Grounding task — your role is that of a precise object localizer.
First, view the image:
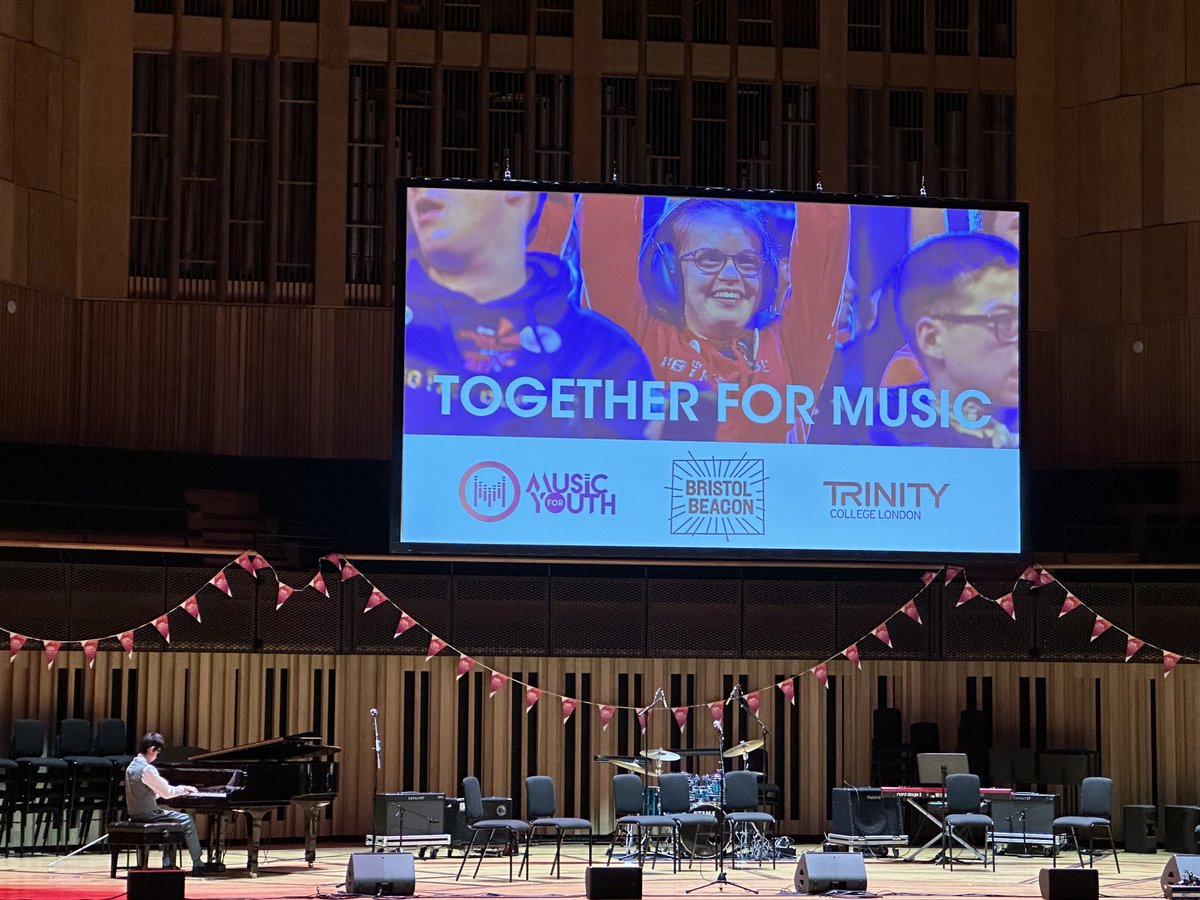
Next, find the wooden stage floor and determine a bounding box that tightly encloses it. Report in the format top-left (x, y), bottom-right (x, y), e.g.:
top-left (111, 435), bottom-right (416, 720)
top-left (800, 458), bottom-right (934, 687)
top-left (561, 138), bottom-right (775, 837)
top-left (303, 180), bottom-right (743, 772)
top-left (0, 841), bottom-right (1172, 900)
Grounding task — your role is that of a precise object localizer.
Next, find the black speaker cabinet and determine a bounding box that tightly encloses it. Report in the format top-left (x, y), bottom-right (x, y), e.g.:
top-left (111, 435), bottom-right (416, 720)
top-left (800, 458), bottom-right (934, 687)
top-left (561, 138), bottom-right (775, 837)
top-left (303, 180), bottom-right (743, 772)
top-left (795, 852), bottom-right (868, 893)
top-left (373, 792), bottom-right (446, 836)
top-left (1125, 805), bottom-right (1159, 853)
top-left (831, 788), bottom-right (904, 837)
top-left (1161, 854), bottom-right (1200, 897)
top-left (586, 865), bottom-right (643, 899)
top-left (483, 796), bottom-right (513, 818)
top-left (1039, 867), bottom-right (1099, 900)
top-left (346, 852), bottom-right (416, 896)
top-left (1164, 807), bottom-right (1200, 853)
top-left (127, 868), bottom-right (185, 900)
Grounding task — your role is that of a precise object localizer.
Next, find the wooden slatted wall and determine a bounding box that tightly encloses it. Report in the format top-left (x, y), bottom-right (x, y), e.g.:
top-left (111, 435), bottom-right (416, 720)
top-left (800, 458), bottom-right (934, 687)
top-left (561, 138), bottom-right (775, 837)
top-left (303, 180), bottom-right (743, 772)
top-left (2, 650), bottom-right (1196, 841)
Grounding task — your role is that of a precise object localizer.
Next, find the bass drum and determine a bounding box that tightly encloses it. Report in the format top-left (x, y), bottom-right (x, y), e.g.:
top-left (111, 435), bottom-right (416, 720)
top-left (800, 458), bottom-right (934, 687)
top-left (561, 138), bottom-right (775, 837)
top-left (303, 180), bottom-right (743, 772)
top-left (678, 803), bottom-right (725, 859)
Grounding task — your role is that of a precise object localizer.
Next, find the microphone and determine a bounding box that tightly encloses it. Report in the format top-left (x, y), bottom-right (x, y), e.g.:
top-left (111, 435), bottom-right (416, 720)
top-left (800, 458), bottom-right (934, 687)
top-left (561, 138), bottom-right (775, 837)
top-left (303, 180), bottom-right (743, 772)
top-left (726, 683), bottom-right (741, 704)
top-left (370, 708), bottom-right (378, 717)
top-left (659, 688), bottom-right (670, 710)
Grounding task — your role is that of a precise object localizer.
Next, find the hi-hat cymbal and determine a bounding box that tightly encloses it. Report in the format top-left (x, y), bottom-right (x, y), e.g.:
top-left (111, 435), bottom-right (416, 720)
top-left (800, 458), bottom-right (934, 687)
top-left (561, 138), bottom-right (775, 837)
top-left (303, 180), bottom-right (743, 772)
top-left (643, 748), bottom-right (682, 762)
top-left (723, 739), bottom-right (765, 758)
top-left (609, 758), bottom-right (647, 775)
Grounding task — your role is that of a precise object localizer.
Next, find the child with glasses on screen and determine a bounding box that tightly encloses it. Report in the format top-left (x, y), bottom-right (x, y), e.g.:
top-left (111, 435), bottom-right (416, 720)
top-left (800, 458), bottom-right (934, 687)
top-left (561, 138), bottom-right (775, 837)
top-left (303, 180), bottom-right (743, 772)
top-left (872, 231), bottom-right (1020, 448)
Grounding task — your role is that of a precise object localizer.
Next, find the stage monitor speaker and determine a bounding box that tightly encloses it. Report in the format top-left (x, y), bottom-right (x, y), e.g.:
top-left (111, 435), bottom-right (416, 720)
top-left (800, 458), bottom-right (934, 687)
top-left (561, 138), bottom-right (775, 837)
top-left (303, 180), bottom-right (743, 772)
top-left (1161, 854), bottom-right (1200, 898)
top-left (795, 852), bottom-right (868, 893)
top-left (831, 788), bottom-right (903, 837)
top-left (1038, 867), bottom-right (1098, 900)
top-left (373, 792), bottom-right (446, 836)
top-left (346, 852), bottom-right (416, 896)
top-left (586, 865), bottom-right (643, 899)
top-left (127, 868), bottom-right (185, 900)
top-left (1124, 805), bottom-right (1158, 853)
top-left (1164, 807), bottom-right (1200, 853)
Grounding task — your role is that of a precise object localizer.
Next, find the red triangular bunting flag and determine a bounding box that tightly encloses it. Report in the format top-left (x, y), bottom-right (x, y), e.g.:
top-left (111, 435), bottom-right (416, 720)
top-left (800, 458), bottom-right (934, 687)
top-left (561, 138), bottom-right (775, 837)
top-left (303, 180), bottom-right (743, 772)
top-left (777, 678), bottom-right (795, 705)
top-left (957, 583), bottom-right (979, 606)
top-left (525, 686), bottom-right (542, 712)
top-left (709, 701), bottom-right (724, 723)
top-left (209, 570), bottom-right (232, 596)
top-left (340, 563), bottom-right (361, 582)
top-left (44, 640), bottom-right (62, 668)
top-left (153, 614), bottom-right (170, 643)
top-left (944, 566), bottom-right (963, 583)
top-left (1059, 593), bottom-right (1081, 617)
top-left (995, 593), bottom-right (1016, 619)
top-left (182, 594), bottom-right (201, 622)
top-left (488, 672), bottom-right (508, 698)
top-left (276, 583), bottom-right (295, 610)
top-left (1035, 570), bottom-right (1056, 588)
top-left (744, 690), bottom-right (761, 714)
top-left (920, 570), bottom-right (937, 586)
top-left (322, 553), bottom-right (344, 569)
top-left (1090, 616), bottom-right (1112, 641)
top-left (82, 639), bottom-right (98, 669)
top-left (873, 622), bottom-right (893, 648)
top-left (1164, 652), bottom-right (1182, 676)
top-left (1125, 636), bottom-right (1145, 662)
top-left (250, 554), bottom-right (271, 574)
top-left (673, 706), bottom-right (689, 731)
top-left (843, 644), bottom-right (862, 669)
top-left (364, 587), bottom-right (389, 612)
top-left (457, 655), bottom-right (475, 679)
top-left (235, 552), bottom-right (256, 575)
top-left (118, 630), bottom-right (134, 658)
top-left (813, 662), bottom-right (829, 689)
top-left (637, 708), bottom-right (648, 733)
top-left (1021, 566), bottom-right (1039, 582)
top-left (599, 705), bottom-right (616, 731)
top-left (562, 697), bottom-right (577, 724)
top-left (9, 633), bottom-right (27, 662)
top-left (425, 635), bottom-right (447, 660)
top-left (394, 612), bottom-right (416, 638)
top-left (901, 600), bottom-right (923, 624)
top-left (308, 572), bottom-right (329, 597)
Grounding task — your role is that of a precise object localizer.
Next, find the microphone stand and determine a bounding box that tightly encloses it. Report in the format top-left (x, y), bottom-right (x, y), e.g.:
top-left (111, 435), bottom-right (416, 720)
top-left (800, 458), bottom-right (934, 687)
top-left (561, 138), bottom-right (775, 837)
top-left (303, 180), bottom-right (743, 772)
top-left (370, 709), bottom-right (382, 852)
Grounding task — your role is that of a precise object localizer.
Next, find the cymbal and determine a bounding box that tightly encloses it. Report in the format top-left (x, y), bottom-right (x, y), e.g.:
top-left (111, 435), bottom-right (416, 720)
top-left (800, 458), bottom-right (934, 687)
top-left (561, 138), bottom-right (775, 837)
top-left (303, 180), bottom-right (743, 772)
top-left (723, 739), bottom-right (765, 758)
top-left (643, 748), bottom-right (682, 762)
top-left (608, 758), bottom-right (647, 775)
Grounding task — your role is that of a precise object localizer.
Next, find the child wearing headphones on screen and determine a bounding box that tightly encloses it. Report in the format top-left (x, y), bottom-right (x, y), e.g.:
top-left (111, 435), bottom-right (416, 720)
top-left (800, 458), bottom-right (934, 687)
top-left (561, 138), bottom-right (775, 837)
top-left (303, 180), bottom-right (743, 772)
top-left (577, 195), bottom-right (849, 443)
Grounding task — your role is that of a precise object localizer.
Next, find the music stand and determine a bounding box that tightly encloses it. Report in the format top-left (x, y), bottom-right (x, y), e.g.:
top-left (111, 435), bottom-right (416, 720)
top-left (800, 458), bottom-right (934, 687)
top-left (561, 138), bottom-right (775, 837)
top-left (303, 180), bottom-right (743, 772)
top-left (916, 753), bottom-right (969, 786)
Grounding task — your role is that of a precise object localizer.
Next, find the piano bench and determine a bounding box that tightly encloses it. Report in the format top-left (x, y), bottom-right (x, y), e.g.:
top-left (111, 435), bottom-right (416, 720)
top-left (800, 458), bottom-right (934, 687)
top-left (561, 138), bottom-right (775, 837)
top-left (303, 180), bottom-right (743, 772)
top-left (107, 821), bottom-right (187, 878)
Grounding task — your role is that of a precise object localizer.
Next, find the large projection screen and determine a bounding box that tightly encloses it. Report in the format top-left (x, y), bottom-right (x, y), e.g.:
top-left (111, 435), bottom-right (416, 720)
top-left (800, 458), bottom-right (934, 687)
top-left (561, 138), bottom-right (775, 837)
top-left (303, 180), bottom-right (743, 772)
top-left (393, 181), bottom-right (1026, 560)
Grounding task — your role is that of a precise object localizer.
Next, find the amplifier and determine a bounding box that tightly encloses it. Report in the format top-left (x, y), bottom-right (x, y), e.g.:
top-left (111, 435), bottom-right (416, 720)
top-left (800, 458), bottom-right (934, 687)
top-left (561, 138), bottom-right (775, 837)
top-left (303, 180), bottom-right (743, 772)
top-left (831, 788), bottom-right (904, 839)
top-left (990, 793), bottom-right (1056, 841)
top-left (373, 792), bottom-right (446, 836)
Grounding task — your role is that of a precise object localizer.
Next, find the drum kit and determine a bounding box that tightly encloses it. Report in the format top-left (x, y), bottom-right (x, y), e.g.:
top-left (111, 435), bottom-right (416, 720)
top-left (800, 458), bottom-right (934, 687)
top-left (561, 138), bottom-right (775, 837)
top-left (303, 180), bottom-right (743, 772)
top-left (601, 738), bottom-right (769, 860)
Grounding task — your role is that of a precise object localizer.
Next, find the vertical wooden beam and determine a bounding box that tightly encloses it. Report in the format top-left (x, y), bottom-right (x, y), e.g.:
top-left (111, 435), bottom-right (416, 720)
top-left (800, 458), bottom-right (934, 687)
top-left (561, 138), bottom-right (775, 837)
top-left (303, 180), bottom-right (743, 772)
top-left (217, 1), bottom-right (232, 302)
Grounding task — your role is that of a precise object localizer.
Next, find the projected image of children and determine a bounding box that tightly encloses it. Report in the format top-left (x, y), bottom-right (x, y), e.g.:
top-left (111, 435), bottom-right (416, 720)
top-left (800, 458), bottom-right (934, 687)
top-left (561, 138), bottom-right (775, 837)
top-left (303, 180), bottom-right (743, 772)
top-left (402, 187), bottom-right (654, 439)
top-left (577, 195), bottom-right (850, 443)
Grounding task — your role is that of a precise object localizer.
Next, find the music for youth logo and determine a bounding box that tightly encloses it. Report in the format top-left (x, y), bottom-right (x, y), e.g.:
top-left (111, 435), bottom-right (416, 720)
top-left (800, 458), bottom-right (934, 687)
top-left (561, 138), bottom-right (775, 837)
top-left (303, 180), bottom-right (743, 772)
top-left (459, 462), bottom-right (617, 522)
top-left (668, 455), bottom-right (766, 538)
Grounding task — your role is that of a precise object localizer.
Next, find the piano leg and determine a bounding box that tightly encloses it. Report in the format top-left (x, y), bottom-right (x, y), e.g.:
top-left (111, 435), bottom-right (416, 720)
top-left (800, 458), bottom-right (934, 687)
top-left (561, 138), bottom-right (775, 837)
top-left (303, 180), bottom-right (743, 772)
top-left (297, 800), bottom-right (327, 867)
top-left (241, 811), bottom-right (266, 877)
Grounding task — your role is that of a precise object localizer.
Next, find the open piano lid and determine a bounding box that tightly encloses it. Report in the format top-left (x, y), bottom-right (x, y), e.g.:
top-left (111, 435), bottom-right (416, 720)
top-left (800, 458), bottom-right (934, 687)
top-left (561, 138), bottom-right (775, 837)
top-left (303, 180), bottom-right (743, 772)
top-left (189, 731), bottom-right (341, 762)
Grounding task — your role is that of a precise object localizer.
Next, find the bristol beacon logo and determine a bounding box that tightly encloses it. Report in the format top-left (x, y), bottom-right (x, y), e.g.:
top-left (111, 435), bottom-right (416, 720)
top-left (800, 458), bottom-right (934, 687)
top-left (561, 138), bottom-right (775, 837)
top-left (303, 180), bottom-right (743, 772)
top-left (823, 480), bottom-right (949, 521)
top-left (668, 455), bottom-right (766, 538)
top-left (459, 462), bottom-right (617, 522)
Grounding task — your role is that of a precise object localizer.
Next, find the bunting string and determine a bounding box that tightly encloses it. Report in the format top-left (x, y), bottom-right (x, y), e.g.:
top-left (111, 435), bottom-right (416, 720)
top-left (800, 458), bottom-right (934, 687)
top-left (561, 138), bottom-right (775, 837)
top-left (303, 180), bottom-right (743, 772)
top-left (1, 555), bottom-right (1192, 693)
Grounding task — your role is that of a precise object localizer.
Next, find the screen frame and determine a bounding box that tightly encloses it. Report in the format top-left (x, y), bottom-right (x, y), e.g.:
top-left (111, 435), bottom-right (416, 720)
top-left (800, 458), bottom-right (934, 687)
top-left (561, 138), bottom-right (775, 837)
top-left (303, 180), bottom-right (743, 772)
top-left (391, 177), bottom-right (1029, 564)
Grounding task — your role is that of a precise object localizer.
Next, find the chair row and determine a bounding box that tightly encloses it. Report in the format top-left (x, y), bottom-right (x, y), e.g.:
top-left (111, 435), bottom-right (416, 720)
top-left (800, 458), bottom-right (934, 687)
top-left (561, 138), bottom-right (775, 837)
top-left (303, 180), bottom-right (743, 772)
top-left (1, 718), bottom-right (133, 853)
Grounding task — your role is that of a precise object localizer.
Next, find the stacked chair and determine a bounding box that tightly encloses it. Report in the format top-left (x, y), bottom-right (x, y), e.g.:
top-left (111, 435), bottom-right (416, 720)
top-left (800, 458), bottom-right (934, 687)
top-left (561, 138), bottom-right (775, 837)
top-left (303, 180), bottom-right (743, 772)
top-left (10, 720), bottom-right (69, 853)
top-left (526, 775), bottom-right (593, 878)
top-left (607, 773), bottom-right (678, 871)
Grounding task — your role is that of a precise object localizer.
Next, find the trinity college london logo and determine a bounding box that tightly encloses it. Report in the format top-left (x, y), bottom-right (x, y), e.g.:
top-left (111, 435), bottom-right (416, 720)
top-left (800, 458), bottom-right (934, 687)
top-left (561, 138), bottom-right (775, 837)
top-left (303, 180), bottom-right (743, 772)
top-left (459, 461), bottom-right (521, 522)
top-left (668, 456), bottom-right (766, 538)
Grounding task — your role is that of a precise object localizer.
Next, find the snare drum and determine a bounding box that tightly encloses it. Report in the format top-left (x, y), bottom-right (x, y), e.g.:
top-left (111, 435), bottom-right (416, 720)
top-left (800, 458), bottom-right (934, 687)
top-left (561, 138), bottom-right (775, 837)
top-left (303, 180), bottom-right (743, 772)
top-left (641, 785), bottom-right (661, 816)
top-left (678, 802), bottom-right (725, 859)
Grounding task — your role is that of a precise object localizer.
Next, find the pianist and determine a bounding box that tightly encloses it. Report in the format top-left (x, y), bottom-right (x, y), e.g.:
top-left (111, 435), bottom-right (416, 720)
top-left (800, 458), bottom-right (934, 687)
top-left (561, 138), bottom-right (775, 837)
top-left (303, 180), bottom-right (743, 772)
top-left (125, 732), bottom-right (219, 876)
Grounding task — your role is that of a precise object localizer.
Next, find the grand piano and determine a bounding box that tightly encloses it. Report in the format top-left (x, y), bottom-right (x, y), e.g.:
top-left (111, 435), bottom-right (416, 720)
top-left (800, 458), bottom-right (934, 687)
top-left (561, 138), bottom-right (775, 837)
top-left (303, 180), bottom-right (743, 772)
top-left (160, 732), bottom-right (339, 876)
